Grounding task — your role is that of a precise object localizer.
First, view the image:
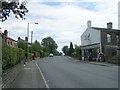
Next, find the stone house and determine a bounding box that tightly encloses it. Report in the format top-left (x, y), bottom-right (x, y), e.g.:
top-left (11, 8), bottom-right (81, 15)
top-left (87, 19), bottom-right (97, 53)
top-left (81, 21), bottom-right (120, 62)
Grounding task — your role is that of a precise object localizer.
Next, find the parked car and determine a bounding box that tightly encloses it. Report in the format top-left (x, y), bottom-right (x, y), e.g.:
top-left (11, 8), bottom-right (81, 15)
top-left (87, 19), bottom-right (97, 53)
top-left (49, 53), bottom-right (53, 57)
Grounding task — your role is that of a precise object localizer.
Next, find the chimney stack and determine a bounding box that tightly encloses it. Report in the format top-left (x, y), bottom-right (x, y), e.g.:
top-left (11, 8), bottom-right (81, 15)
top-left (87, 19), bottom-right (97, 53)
top-left (87, 20), bottom-right (92, 28)
top-left (107, 22), bottom-right (112, 29)
top-left (4, 30), bottom-right (8, 36)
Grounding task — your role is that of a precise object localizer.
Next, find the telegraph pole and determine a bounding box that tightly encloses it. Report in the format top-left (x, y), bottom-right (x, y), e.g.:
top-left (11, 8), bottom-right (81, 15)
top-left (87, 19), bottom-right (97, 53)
top-left (31, 31), bottom-right (33, 44)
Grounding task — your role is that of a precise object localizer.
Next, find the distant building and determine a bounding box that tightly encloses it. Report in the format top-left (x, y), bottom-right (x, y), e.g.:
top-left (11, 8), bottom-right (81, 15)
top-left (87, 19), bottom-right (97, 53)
top-left (81, 21), bottom-right (120, 61)
top-left (2, 30), bottom-right (17, 48)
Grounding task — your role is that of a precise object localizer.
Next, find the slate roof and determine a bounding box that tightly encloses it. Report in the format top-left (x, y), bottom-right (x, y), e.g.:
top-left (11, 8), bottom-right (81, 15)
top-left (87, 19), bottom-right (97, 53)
top-left (91, 27), bottom-right (120, 33)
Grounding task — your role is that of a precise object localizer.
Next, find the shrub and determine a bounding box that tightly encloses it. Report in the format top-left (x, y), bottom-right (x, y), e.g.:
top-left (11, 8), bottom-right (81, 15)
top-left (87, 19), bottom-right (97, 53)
top-left (2, 41), bottom-right (25, 70)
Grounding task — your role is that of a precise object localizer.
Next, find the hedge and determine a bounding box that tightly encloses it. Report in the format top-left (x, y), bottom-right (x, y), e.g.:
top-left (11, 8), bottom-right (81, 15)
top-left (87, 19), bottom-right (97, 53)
top-left (2, 41), bottom-right (41, 70)
top-left (2, 41), bottom-right (25, 70)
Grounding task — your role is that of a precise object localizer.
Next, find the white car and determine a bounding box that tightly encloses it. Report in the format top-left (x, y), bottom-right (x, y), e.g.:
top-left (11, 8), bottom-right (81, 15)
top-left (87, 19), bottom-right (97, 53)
top-left (49, 53), bottom-right (53, 57)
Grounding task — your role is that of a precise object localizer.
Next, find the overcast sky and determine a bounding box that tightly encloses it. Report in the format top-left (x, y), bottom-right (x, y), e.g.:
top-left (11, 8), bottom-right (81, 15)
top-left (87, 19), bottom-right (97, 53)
top-left (1, 0), bottom-right (119, 51)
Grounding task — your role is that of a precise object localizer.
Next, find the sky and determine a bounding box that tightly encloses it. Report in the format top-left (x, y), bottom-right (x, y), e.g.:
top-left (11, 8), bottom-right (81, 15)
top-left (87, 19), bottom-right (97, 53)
top-left (0, 0), bottom-right (119, 52)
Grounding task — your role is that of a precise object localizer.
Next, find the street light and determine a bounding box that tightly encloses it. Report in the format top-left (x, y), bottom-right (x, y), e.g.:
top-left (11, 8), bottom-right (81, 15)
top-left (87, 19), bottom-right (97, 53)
top-left (26, 22), bottom-right (38, 61)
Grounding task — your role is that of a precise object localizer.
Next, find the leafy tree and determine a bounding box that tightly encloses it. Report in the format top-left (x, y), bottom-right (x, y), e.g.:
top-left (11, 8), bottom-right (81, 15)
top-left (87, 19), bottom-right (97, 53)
top-left (62, 45), bottom-right (69, 55)
top-left (17, 39), bottom-right (27, 51)
top-left (41, 37), bottom-right (58, 54)
top-left (31, 40), bottom-right (41, 53)
top-left (73, 44), bottom-right (82, 59)
top-left (69, 42), bottom-right (74, 56)
top-left (0, 0), bottom-right (28, 22)
top-left (53, 50), bottom-right (61, 56)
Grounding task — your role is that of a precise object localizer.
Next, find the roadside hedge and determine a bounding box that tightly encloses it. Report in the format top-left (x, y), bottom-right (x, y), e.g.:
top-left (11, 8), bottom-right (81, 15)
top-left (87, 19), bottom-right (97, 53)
top-left (2, 40), bottom-right (41, 70)
top-left (2, 41), bottom-right (25, 70)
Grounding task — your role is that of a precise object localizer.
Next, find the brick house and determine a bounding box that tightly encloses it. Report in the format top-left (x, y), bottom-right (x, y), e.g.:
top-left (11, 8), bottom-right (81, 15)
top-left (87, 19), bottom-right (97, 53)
top-left (81, 21), bottom-right (120, 62)
top-left (2, 30), bottom-right (17, 48)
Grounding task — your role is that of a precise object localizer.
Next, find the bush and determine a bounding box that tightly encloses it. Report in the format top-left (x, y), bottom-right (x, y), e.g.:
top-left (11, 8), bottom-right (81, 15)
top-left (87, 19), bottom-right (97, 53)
top-left (17, 48), bottom-right (25, 63)
top-left (2, 41), bottom-right (25, 70)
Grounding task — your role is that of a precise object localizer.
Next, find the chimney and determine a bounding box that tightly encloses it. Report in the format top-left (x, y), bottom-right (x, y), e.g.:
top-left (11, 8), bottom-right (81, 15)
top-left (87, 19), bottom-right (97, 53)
top-left (25, 37), bottom-right (28, 42)
top-left (18, 37), bottom-right (21, 40)
top-left (4, 30), bottom-right (8, 36)
top-left (87, 20), bottom-right (92, 28)
top-left (107, 22), bottom-right (112, 29)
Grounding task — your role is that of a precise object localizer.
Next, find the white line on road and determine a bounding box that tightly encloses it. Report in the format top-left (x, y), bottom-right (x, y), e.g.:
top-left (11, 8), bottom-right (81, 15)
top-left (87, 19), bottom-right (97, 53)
top-left (35, 62), bottom-right (49, 88)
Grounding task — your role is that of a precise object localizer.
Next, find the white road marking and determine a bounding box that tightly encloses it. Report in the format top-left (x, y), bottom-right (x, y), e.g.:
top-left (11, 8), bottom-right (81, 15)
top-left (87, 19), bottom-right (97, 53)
top-left (35, 62), bottom-right (49, 88)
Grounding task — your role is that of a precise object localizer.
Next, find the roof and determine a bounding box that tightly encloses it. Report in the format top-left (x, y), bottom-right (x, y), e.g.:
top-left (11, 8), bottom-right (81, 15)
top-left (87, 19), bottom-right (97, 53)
top-left (1, 33), bottom-right (17, 42)
top-left (91, 27), bottom-right (120, 33)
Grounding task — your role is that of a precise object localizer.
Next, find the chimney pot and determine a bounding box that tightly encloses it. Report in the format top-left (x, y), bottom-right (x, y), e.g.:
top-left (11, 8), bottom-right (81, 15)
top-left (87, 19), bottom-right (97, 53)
top-left (107, 22), bottom-right (112, 29)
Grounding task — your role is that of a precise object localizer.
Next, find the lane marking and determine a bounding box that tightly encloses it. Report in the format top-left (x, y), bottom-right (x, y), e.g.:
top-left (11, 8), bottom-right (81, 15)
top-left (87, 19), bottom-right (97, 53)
top-left (35, 62), bottom-right (49, 88)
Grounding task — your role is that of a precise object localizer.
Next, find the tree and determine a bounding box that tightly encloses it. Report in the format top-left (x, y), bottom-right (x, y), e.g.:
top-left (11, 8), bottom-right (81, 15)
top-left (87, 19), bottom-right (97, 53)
top-left (17, 39), bottom-right (27, 51)
top-left (31, 40), bottom-right (41, 53)
top-left (69, 42), bottom-right (74, 56)
top-left (73, 44), bottom-right (82, 59)
top-left (0, 0), bottom-right (28, 22)
top-left (62, 45), bottom-right (69, 55)
top-left (41, 37), bottom-right (58, 54)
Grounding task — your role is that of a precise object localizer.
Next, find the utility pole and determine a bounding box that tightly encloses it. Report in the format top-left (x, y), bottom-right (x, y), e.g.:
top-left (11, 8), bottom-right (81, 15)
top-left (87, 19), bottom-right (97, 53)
top-left (31, 31), bottom-right (33, 54)
top-left (31, 31), bottom-right (33, 44)
top-left (27, 23), bottom-right (29, 61)
top-left (26, 22), bottom-right (38, 61)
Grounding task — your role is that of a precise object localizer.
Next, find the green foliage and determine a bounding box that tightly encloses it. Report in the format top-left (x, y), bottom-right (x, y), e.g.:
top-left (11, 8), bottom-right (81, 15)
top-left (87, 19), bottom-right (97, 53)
top-left (73, 44), bottom-right (82, 59)
top-left (2, 40), bottom-right (25, 70)
top-left (17, 48), bottom-right (25, 63)
top-left (53, 50), bottom-right (61, 56)
top-left (17, 40), bottom-right (27, 51)
top-left (62, 45), bottom-right (69, 55)
top-left (69, 42), bottom-right (74, 56)
top-left (41, 37), bottom-right (58, 54)
top-left (31, 40), bottom-right (41, 53)
top-left (62, 43), bottom-right (82, 59)
top-left (2, 41), bottom-right (12, 69)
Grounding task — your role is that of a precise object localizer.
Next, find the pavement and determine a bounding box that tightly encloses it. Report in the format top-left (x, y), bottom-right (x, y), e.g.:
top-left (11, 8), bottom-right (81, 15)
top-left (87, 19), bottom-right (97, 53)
top-left (10, 60), bottom-right (46, 88)
top-left (67, 56), bottom-right (118, 67)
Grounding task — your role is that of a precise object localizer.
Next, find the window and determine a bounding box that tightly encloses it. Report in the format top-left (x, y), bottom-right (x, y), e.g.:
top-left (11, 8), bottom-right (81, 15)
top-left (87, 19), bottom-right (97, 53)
top-left (84, 34), bottom-right (90, 40)
top-left (107, 34), bottom-right (111, 43)
top-left (116, 35), bottom-right (119, 43)
top-left (11, 41), bottom-right (12, 45)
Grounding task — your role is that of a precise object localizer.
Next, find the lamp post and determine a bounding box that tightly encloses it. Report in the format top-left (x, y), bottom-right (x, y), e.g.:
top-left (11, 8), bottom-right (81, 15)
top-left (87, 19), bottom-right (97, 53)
top-left (26, 22), bottom-right (38, 61)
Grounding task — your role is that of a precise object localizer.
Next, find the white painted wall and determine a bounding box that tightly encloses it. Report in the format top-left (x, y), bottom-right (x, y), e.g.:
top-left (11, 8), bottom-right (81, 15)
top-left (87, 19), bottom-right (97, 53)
top-left (81, 27), bottom-right (100, 46)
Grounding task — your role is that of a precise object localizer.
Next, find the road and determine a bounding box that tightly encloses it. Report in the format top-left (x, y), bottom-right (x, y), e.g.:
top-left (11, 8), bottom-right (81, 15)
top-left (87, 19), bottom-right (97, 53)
top-left (36, 56), bottom-right (118, 88)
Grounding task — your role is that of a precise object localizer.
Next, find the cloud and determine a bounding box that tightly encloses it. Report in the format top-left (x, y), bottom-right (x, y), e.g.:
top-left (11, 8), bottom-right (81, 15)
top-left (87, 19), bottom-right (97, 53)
top-left (1, 0), bottom-right (119, 52)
